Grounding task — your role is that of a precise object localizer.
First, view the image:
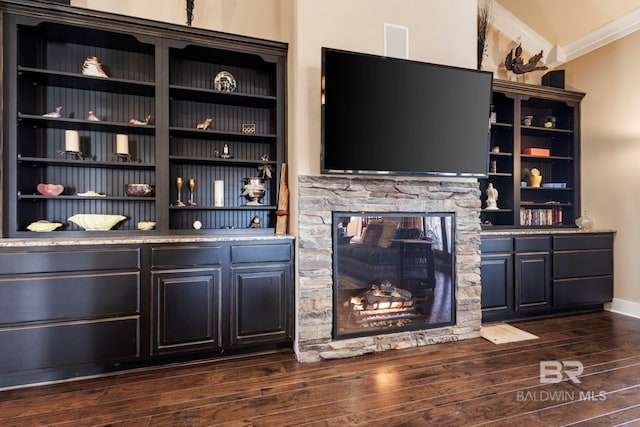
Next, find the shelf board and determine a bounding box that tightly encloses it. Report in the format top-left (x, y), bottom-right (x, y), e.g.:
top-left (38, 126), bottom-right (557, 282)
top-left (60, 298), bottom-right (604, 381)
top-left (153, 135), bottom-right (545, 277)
top-left (521, 125), bottom-right (573, 135)
top-left (520, 154), bottom-right (573, 161)
top-left (18, 66), bottom-right (155, 96)
top-left (489, 152), bottom-right (513, 157)
top-left (481, 208), bottom-right (513, 213)
top-left (169, 126), bottom-right (277, 142)
top-left (490, 122), bottom-right (513, 128)
top-left (488, 172), bottom-right (513, 177)
top-left (169, 85), bottom-right (276, 108)
top-left (18, 194), bottom-right (156, 201)
top-left (521, 186), bottom-right (573, 190)
top-left (520, 202), bottom-right (573, 207)
top-left (169, 205), bottom-right (277, 211)
top-left (169, 155), bottom-right (277, 167)
top-left (18, 114), bottom-right (156, 135)
top-left (18, 156), bottom-right (155, 169)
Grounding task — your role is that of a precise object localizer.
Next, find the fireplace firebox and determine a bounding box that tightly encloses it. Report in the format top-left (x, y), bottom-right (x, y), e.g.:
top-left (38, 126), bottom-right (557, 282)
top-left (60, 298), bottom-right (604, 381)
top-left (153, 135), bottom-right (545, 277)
top-left (333, 212), bottom-right (455, 339)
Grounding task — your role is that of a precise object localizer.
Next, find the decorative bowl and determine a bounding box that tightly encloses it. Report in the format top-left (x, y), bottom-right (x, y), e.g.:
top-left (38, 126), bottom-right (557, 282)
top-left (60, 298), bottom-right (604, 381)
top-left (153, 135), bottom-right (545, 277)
top-left (37, 183), bottom-right (64, 196)
top-left (27, 220), bottom-right (63, 232)
top-left (68, 214), bottom-right (126, 231)
top-left (125, 183), bottom-right (155, 197)
top-left (137, 221), bottom-right (156, 231)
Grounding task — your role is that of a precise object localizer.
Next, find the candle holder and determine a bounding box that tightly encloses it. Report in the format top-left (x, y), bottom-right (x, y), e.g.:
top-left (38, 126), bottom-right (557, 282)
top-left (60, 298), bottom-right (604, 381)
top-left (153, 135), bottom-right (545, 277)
top-left (56, 150), bottom-right (83, 160)
top-left (174, 177), bottom-right (186, 207)
top-left (188, 178), bottom-right (197, 206)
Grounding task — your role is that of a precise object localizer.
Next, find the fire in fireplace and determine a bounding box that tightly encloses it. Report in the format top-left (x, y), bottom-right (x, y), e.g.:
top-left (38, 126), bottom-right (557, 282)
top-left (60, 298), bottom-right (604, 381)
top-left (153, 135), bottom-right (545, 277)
top-left (333, 212), bottom-right (455, 339)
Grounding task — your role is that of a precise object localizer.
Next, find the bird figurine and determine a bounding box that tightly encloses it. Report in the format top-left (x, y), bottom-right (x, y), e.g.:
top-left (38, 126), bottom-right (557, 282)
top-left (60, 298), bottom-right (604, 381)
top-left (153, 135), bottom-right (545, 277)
top-left (249, 215), bottom-right (261, 228)
top-left (87, 111), bottom-right (100, 121)
top-left (42, 106), bottom-right (63, 118)
top-left (258, 164), bottom-right (273, 179)
top-left (81, 56), bottom-right (109, 78)
top-left (196, 118), bottom-right (213, 130)
top-left (129, 115), bottom-right (151, 125)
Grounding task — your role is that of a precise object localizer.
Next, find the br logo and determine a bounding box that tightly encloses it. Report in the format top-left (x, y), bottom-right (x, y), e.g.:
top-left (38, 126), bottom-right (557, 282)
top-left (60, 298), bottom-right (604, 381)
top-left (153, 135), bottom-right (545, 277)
top-left (540, 361), bottom-right (583, 384)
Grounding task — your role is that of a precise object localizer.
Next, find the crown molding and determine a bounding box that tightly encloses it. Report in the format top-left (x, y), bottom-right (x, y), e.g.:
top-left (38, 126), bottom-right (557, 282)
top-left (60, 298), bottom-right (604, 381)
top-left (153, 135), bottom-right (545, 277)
top-left (492, 3), bottom-right (640, 68)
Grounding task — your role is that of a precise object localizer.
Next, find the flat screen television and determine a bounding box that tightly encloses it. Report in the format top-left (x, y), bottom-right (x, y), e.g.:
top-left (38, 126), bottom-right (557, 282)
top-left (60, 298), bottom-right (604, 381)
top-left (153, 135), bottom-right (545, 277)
top-left (321, 47), bottom-right (493, 177)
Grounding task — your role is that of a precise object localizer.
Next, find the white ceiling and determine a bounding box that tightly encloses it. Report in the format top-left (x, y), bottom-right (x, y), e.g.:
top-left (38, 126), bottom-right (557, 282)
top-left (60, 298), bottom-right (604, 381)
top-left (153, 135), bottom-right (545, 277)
top-left (493, 0), bottom-right (640, 67)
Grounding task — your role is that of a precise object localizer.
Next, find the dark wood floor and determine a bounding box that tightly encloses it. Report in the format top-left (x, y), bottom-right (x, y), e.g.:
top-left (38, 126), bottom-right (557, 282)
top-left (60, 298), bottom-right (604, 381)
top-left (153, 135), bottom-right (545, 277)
top-left (1, 311), bottom-right (640, 426)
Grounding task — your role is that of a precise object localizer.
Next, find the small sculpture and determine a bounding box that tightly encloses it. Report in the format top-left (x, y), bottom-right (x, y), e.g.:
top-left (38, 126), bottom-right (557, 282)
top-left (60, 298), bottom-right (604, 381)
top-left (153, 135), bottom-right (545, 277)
top-left (129, 115), bottom-right (151, 125)
top-left (258, 164), bottom-right (273, 179)
top-left (196, 118), bottom-right (212, 130)
top-left (505, 44), bottom-right (548, 74)
top-left (485, 183), bottom-right (499, 210)
top-left (87, 111), bottom-right (100, 121)
top-left (82, 56), bottom-right (109, 78)
top-left (213, 71), bottom-right (236, 92)
top-left (42, 106), bottom-right (62, 118)
top-left (249, 215), bottom-right (261, 228)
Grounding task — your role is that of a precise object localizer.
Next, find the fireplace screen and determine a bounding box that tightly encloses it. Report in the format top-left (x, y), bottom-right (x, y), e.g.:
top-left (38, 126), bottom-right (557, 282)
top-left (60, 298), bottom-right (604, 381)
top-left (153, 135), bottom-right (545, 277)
top-left (333, 212), bottom-right (455, 339)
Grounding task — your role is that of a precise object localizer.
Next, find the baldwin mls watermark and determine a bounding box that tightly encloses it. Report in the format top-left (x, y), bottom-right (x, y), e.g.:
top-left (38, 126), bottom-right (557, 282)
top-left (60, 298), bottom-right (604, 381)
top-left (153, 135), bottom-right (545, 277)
top-left (515, 360), bottom-right (607, 402)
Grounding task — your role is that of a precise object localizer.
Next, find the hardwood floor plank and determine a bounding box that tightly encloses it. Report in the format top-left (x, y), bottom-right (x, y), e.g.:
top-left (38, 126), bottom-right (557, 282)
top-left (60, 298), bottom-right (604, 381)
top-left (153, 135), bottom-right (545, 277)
top-left (1, 312), bottom-right (639, 427)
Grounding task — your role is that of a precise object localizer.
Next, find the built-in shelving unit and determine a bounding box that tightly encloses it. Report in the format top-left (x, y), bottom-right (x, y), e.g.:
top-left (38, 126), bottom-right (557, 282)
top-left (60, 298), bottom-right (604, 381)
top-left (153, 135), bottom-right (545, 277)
top-left (2, 4), bottom-right (287, 237)
top-left (480, 80), bottom-right (585, 228)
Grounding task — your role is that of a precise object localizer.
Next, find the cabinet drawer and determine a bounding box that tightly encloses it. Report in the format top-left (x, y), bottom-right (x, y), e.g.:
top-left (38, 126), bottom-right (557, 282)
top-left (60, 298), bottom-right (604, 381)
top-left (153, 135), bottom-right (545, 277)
top-left (480, 237), bottom-right (513, 253)
top-left (0, 248), bottom-right (140, 275)
top-left (553, 276), bottom-right (613, 306)
top-left (0, 318), bottom-right (140, 375)
top-left (151, 245), bottom-right (222, 267)
top-left (0, 272), bottom-right (140, 325)
top-left (553, 250), bottom-right (613, 279)
top-left (553, 234), bottom-right (613, 251)
top-left (514, 236), bottom-right (551, 252)
top-left (231, 243), bottom-right (292, 263)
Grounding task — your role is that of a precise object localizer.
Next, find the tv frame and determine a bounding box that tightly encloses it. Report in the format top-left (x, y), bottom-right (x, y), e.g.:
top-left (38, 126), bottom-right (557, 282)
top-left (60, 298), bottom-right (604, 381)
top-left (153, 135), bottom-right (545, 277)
top-left (320, 47), bottom-right (493, 178)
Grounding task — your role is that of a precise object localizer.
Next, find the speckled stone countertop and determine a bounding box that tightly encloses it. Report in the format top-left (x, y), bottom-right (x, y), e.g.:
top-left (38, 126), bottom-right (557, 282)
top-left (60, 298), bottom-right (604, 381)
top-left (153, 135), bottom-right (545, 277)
top-left (0, 234), bottom-right (295, 248)
top-left (481, 228), bottom-right (616, 236)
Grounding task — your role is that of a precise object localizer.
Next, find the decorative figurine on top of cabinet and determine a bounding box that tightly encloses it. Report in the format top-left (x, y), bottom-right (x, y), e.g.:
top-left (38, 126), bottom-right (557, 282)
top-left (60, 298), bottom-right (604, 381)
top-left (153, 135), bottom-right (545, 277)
top-left (87, 111), bottom-right (100, 121)
top-left (129, 115), bottom-right (151, 125)
top-left (82, 56), bottom-right (109, 78)
top-left (42, 106), bottom-right (63, 118)
top-left (196, 118), bottom-right (212, 130)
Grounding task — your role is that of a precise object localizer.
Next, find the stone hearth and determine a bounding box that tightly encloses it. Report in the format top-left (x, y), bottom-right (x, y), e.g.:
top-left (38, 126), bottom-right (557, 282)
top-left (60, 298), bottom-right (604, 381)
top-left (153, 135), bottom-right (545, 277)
top-left (296, 175), bottom-right (483, 362)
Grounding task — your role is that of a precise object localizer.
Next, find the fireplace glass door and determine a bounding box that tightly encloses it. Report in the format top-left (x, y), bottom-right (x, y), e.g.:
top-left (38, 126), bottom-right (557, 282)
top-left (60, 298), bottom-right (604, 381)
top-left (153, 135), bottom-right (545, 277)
top-left (333, 212), bottom-right (455, 339)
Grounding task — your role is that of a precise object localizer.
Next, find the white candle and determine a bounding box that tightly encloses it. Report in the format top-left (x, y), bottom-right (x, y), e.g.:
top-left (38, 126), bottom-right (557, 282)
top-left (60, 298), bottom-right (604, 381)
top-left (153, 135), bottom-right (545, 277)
top-left (65, 130), bottom-right (80, 152)
top-left (214, 180), bottom-right (224, 206)
top-left (116, 134), bottom-right (129, 155)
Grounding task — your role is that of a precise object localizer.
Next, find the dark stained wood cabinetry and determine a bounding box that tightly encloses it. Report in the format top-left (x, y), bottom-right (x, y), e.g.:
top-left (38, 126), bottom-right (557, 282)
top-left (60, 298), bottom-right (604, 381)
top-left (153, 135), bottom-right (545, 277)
top-left (481, 232), bottom-right (614, 323)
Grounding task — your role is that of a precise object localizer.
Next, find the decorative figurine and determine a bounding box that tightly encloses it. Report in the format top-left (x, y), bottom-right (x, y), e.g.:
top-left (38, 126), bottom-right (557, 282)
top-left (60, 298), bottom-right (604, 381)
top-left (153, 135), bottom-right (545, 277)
top-left (504, 44), bottom-right (548, 74)
top-left (87, 111), bottom-right (100, 121)
top-left (258, 164), bottom-right (273, 179)
top-left (485, 183), bottom-right (499, 210)
top-left (42, 106), bottom-right (62, 118)
top-left (242, 177), bottom-right (266, 206)
top-left (81, 56), bottom-right (109, 78)
top-left (196, 118), bottom-right (212, 130)
top-left (249, 215), bottom-right (261, 228)
top-left (129, 115), bottom-right (151, 125)
top-left (213, 71), bottom-right (236, 92)
top-left (186, 0), bottom-right (195, 26)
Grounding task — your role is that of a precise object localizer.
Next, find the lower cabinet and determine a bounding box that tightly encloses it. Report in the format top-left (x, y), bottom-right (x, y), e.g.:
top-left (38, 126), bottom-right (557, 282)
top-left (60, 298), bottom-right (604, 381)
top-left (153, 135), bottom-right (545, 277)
top-left (0, 238), bottom-right (294, 388)
top-left (481, 232), bottom-right (614, 323)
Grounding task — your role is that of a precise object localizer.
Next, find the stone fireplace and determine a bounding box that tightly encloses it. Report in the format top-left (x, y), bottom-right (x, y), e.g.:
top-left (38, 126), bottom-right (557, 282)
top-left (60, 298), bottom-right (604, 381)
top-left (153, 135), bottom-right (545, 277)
top-left (296, 175), bottom-right (482, 362)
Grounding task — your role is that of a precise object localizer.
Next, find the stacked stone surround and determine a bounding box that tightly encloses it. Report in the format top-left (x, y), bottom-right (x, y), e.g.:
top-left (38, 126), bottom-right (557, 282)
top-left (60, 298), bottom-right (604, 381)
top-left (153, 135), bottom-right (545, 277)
top-left (296, 175), bottom-right (483, 363)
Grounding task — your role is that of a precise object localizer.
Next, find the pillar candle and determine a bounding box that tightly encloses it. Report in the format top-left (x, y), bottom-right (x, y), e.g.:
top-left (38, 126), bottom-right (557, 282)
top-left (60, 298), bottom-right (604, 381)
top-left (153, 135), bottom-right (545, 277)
top-left (65, 130), bottom-right (80, 152)
top-left (214, 180), bottom-right (224, 206)
top-left (116, 134), bottom-right (129, 155)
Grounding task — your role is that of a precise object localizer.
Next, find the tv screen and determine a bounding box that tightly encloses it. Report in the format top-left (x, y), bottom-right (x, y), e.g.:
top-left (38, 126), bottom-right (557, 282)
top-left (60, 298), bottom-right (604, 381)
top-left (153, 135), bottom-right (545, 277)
top-left (321, 47), bottom-right (493, 177)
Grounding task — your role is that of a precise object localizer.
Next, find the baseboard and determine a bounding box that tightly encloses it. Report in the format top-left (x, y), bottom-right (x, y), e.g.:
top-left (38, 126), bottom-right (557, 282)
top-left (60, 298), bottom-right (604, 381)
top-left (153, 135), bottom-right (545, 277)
top-left (605, 298), bottom-right (640, 319)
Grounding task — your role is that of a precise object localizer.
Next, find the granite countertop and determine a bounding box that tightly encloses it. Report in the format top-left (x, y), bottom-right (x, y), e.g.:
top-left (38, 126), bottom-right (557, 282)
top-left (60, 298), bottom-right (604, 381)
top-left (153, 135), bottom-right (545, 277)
top-left (481, 228), bottom-right (616, 236)
top-left (0, 234), bottom-right (295, 248)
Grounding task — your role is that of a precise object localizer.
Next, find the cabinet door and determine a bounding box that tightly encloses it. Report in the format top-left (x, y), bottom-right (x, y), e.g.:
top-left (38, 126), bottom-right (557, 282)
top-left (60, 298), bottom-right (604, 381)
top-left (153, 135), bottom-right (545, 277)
top-left (230, 264), bottom-right (292, 346)
top-left (515, 253), bottom-right (551, 310)
top-left (151, 268), bottom-right (221, 355)
top-left (481, 253), bottom-right (514, 312)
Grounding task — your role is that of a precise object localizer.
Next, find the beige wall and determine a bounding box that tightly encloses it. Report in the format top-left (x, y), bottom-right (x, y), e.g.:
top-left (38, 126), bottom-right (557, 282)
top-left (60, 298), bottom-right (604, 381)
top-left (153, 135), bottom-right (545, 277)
top-left (562, 32), bottom-right (640, 306)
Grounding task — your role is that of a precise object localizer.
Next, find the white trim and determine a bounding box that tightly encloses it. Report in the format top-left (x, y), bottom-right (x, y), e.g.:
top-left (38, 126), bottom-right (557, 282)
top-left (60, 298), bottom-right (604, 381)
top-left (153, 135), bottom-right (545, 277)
top-left (492, 4), bottom-right (640, 68)
top-left (605, 298), bottom-right (640, 319)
